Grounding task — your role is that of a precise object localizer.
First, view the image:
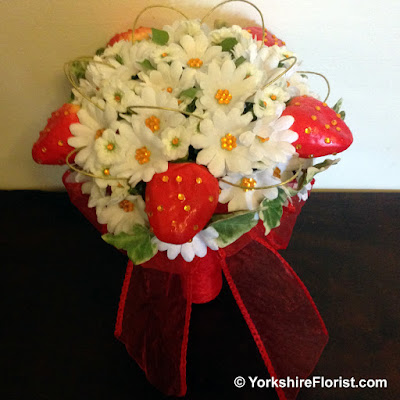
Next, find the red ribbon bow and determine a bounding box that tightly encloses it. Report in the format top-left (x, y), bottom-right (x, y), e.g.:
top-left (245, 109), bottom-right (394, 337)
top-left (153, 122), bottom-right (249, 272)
top-left (63, 170), bottom-right (328, 400)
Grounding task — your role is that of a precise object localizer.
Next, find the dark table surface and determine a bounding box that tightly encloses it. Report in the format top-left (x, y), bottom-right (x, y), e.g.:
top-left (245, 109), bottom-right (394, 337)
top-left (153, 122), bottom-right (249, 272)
top-left (1, 191), bottom-right (399, 400)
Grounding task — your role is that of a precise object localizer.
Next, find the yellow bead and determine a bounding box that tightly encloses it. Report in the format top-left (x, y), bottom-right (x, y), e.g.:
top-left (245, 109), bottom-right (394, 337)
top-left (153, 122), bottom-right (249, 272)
top-left (184, 205), bottom-right (191, 212)
top-left (196, 177), bottom-right (202, 184)
top-left (176, 175), bottom-right (183, 182)
top-left (157, 205), bottom-right (163, 212)
top-left (178, 193), bottom-right (185, 201)
top-left (162, 175), bottom-right (169, 182)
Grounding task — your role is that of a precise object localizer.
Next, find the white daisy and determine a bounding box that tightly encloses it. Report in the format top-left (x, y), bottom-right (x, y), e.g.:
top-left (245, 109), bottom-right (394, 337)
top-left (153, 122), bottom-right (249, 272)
top-left (94, 128), bottom-right (127, 165)
top-left (153, 227), bottom-right (219, 262)
top-left (130, 87), bottom-right (186, 135)
top-left (68, 100), bottom-right (118, 171)
top-left (175, 33), bottom-right (225, 72)
top-left (102, 78), bottom-right (137, 113)
top-left (198, 59), bottom-right (260, 113)
top-left (138, 61), bottom-right (196, 98)
top-left (219, 169), bottom-right (280, 212)
top-left (111, 120), bottom-right (168, 186)
top-left (161, 125), bottom-right (192, 160)
top-left (240, 115), bottom-right (298, 167)
top-left (253, 85), bottom-right (290, 119)
top-left (191, 108), bottom-right (253, 177)
top-left (209, 25), bottom-right (252, 45)
top-left (96, 194), bottom-right (148, 235)
top-left (164, 19), bottom-right (208, 43)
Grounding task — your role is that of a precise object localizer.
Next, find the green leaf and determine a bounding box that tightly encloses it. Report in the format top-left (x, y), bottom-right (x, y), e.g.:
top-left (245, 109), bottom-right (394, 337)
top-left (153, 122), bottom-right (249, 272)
top-left (339, 110), bottom-right (346, 120)
top-left (115, 54), bottom-right (124, 65)
top-left (297, 158), bottom-right (340, 191)
top-left (210, 211), bottom-right (258, 247)
top-left (138, 59), bottom-right (156, 71)
top-left (332, 98), bottom-right (343, 113)
top-left (151, 28), bottom-right (169, 46)
top-left (259, 188), bottom-right (288, 235)
top-left (180, 87), bottom-right (199, 98)
top-left (102, 224), bottom-right (157, 265)
top-left (70, 60), bottom-right (88, 81)
top-left (95, 47), bottom-right (105, 56)
top-left (220, 37), bottom-right (238, 52)
top-left (235, 56), bottom-right (246, 67)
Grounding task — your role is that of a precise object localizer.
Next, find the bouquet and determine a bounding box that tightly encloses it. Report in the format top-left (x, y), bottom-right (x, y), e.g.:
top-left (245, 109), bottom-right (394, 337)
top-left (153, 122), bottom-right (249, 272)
top-left (32, 2), bottom-right (353, 399)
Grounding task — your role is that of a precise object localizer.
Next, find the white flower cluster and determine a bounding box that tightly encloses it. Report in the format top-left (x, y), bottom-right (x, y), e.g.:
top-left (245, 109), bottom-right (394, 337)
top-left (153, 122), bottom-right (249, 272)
top-left (68, 20), bottom-right (313, 261)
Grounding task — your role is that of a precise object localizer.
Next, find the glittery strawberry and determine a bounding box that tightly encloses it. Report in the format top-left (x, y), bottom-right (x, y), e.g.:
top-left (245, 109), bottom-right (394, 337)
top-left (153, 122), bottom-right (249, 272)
top-left (145, 163), bottom-right (220, 244)
top-left (107, 26), bottom-right (151, 47)
top-left (282, 96), bottom-right (353, 158)
top-left (245, 26), bottom-right (286, 47)
top-left (32, 103), bottom-right (80, 165)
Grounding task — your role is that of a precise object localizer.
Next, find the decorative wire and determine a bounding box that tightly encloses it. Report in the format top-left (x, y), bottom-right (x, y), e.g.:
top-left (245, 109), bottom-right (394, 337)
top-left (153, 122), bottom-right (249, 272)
top-left (128, 105), bottom-right (204, 120)
top-left (219, 164), bottom-right (303, 191)
top-left (297, 70), bottom-right (331, 103)
top-left (66, 148), bottom-right (129, 181)
top-left (64, 57), bottom-right (115, 111)
top-left (132, 5), bottom-right (189, 40)
top-left (200, 0), bottom-right (266, 45)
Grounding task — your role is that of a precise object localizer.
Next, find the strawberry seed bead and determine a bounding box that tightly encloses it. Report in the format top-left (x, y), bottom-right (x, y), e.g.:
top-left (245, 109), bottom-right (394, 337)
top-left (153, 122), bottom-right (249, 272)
top-left (325, 138), bottom-right (331, 144)
top-left (305, 127), bottom-right (311, 134)
top-left (184, 205), bottom-right (191, 212)
top-left (58, 140), bottom-right (64, 146)
top-left (119, 200), bottom-right (135, 212)
top-left (220, 133), bottom-right (237, 151)
top-left (336, 127), bottom-right (341, 132)
top-left (162, 175), bottom-right (169, 182)
top-left (315, 106), bottom-right (321, 111)
top-left (215, 89), bottom-right (232, 105)
top-left (135, 146), bottom-right (151, 164)
top-left (187, 58), bottom-right (203, 68)
top-left (209, 196), bottom-right (214, 202)
top-left (41, 147), bottom-right (47, 153)
top-left (296, 144), bottom-right (302, 150)
top-left (241, 177), bottom-right (257, 192)
top-left (145, 115), bottom-right (161, 133)
top-left (176, 175), bottom-right (183, 182)
top-left (196, 177), bottom-right (202, 184)
top-left (157, 205), bottom-right (163, 212)
top-left (331, 120), bottom-right (338, 126)
top-left (178, 193), bottom-right (185, 201)
top-left (193, 225), bottom-right (199, 230)
top-left (336, 113), bottom-right (342, 119)
top-left (311, 115), bottom-right (317, 121)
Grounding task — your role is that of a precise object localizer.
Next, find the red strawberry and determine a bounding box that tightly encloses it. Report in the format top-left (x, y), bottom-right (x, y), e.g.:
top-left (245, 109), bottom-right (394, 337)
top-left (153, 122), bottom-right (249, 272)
top-left (282, 96), bottom-right (353, 158)
top-left (245, 26), bottom-right (286, 47)
top-left (32, 103), bottom-right (80, 165)
top-left (107, 26), bottom-right (151, 47)
top-left (145, 163), bottom-right (220, 244)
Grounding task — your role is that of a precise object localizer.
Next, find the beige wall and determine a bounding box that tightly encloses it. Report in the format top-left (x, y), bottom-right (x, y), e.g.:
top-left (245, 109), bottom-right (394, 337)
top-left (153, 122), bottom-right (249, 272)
top-left (1, 0), bottom-right (399, 190)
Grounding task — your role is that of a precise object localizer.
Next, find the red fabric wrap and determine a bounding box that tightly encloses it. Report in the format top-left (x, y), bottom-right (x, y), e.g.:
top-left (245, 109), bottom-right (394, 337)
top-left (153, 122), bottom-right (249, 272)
top-left (63, 170), bottom-right (328, 399)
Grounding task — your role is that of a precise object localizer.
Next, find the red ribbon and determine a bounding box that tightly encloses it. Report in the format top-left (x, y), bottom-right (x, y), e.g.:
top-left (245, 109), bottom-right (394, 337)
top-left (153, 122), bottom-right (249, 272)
top-left (63, 170), bottom-right (328, 400)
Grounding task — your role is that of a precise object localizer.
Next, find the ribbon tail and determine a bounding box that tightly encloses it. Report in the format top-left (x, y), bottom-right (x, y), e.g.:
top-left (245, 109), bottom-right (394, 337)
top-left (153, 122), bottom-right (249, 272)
top-left (115, 258), bottom-right (192, 396)
top-left (220, 239), bottom-right (328, 400)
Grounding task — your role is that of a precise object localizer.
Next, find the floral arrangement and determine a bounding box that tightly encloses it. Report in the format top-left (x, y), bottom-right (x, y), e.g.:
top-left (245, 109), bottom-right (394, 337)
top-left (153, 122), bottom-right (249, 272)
top-left (32, 17), bottom-right (352, 264)
top-left (32, 3), bottom-right (353, 399)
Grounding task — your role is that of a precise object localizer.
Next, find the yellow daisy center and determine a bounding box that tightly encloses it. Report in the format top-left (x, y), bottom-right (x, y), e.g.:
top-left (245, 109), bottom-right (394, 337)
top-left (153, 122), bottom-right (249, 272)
top-left (145, 115), bottom-right (160, 133)
top-left (119, 200), bottom-right (135, 212)
top-left (135, 146), bottom-right (151, 164)
top-left (241, 177), bottom-right (257, 191)
top-left (187, 58), bottom-right (203, 68)
top-left (220, 133), bottom-right (237, 151)
top-left (215, 89), bottom-right (232, 105)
